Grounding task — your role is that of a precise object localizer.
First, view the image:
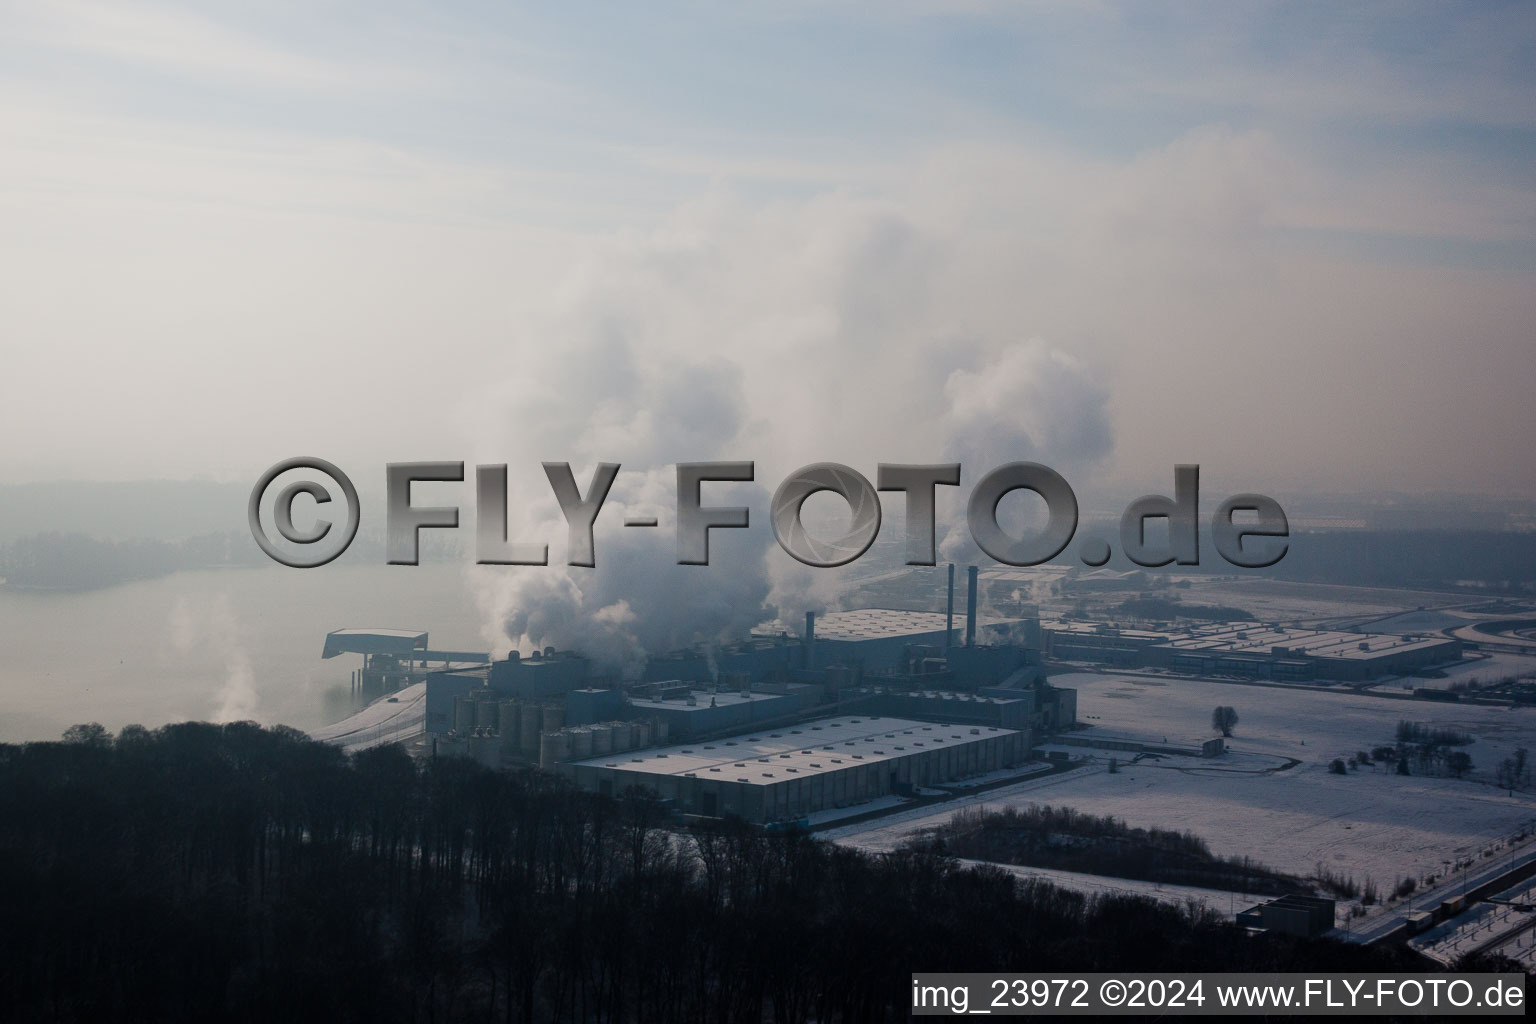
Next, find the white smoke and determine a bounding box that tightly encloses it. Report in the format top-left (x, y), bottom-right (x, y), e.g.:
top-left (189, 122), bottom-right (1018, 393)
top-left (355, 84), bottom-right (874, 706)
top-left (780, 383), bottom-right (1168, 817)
top-left (938, 342), bottom-right (1114, 563)
top-left (461, 193), bottom-right (1117, 673)
top-left (469, 466), bottom-right (777, 678)
top-left (168, 593), bottom-right (258, 722)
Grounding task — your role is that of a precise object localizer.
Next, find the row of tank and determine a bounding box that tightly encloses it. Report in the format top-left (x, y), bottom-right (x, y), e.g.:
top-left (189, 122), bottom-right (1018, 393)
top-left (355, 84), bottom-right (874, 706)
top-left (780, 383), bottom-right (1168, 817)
top-left (450, 694), bottom-right (566, 759)
top-left (538, 718), bottom-right (670, 770)
top-left (446, 692), bottom-right (670, 770)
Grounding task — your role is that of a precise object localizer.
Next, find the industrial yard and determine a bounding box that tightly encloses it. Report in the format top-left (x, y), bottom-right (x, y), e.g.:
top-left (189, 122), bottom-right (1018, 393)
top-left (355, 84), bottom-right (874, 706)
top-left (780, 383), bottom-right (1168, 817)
top-left (300, 561), bottom-right (1536, 949)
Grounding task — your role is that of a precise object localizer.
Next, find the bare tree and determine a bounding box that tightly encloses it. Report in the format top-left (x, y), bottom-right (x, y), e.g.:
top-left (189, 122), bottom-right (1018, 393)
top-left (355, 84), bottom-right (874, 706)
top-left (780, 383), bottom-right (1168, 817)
top-left (1211, 706), bottom-right (1239, 737)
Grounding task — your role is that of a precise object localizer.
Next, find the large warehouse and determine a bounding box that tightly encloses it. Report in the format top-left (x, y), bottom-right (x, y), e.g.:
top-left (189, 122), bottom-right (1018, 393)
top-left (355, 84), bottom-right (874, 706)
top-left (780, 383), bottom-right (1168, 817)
top-left (1043, 620), bottom-right (1461, 680)
top-left (1147, 623), bottom-right (1462, 680)
top-left (560, 715), bottom-right (1027, 823)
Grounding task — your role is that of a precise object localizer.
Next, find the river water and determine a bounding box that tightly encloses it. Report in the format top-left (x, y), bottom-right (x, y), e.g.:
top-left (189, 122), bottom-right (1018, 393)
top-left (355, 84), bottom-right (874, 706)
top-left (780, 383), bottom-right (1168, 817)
top-left (0, 563), bottom-right (492, 742)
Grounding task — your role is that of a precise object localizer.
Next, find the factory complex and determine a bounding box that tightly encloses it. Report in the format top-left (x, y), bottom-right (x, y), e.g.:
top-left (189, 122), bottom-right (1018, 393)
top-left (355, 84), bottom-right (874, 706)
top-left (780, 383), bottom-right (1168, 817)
top-left (318, 563), bottom-right (1473, 825)
top-left (1044, 619), bottom-right (1462, 680)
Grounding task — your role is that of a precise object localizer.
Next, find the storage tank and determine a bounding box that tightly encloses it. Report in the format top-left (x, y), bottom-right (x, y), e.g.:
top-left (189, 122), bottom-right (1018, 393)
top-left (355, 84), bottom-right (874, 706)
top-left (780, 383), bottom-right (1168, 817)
top-left (542, 705), bottom-right (564, 733)
top-left (591, 723), bottom-right (614, 756)
top-left (618, 721), bottom-right (639, 751)
top-left (453, 696), bottom-right (476, 734)
top-left (652, 719), bottom-right (670, 744)
top-left (608, 721), bottom-right (629, 754)
top-left (569, 727), bottom-right (594, 760)
top-left (539, 730), bottom-right (570, 770)
top-left (499, 701), bottom-right (521, 738)
top-left (635, 720), bottom-right (653, 748)
top-left (475, 699), bottom-right (499, 731)
top-left (519, 707), bottom-right (541, 756)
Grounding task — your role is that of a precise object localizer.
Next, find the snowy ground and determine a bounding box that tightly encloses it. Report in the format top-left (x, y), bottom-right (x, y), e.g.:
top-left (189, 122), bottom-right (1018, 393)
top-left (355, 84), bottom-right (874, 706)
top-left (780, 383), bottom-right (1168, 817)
top-left (1355, 609), bottom-right (1487, 634)
top-left (1369, 651), bottom-right (1536, 692)
top-left (1062, 671), bottom-right (1536, 784)
top-left (1158, 578), bottom-right (1475, 625)
top-left (833, 671), bottom-right (1536, 912)
top-left (951, 857), bottom-right (1275, 916)
top-left (308, 683), bottom-right (426, 753)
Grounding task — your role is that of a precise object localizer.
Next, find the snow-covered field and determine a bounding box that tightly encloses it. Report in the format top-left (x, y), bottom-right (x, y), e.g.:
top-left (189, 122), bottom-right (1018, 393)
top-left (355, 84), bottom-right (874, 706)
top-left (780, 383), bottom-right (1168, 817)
top-left (835, 672), bottom-right (1536, 899)
top-left (1063, 671), bottom-right (1536, 780)
top-left (1163, 578), bottom-right (1473, 624)
top-left (1369, 651), bottom-right (1536, 692)
top-left (952, 857), bottom-right (1275, 916)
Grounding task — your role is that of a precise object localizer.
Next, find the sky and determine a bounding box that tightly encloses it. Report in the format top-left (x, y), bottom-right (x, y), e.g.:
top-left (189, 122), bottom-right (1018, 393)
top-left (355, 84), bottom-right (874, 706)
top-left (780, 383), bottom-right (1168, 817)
top-left (2, 0), bottom-right (1534, 505)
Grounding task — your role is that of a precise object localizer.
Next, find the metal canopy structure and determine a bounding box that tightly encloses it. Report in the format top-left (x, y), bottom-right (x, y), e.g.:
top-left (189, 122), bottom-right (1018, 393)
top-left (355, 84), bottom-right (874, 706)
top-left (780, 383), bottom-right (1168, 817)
top-left (321, 628), bottom-right (429, 660)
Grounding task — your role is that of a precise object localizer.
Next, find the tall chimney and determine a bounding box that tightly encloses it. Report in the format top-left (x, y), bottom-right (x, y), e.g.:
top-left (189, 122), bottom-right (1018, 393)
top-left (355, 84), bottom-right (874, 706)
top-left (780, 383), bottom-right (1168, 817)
top-left (966, 565), bottom-right (979, 647)
top-left (804, 611), bottom-right (816, 670)
top-left (945, 563), bottom-right (955, 651)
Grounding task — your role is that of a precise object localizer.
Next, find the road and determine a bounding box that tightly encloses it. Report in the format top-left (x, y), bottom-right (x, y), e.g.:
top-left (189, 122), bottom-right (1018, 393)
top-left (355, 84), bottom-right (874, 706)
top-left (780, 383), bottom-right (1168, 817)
top-left (309, 682), bottom-right (427, 753)
top-left (1341, 838), bottom-right (1536, 945)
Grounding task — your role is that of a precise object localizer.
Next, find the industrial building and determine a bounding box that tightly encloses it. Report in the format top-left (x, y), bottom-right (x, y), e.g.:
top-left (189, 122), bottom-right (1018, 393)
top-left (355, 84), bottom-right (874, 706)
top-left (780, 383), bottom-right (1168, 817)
top-left (641, 635), bottom-right (799, 685)
top-left (362, 561), bottom-right (1065, 789)
top-left (1043, 621), bottom-right (1172, 667)
top-left (488, 646), bottom-right (591, 697)
top-left (809, 608), bottom-right (1023, 670)
top-left (1150, 624), bottom-right (1462, 681)
top-left (624, 683), bottom-right (820, 739)
top-left (1049, 731), bottom-right (1225, 759)
top-left (322, 628), bottom-right (491, 698)
top-left (560, 715), bottom-right (1028, 822)
top-left (423, 646), bottom-right (591, 735)
top-left (1044, 620), bottom-right (1462, 680)
top-left (1236, 894), bottom-right (1337, 938)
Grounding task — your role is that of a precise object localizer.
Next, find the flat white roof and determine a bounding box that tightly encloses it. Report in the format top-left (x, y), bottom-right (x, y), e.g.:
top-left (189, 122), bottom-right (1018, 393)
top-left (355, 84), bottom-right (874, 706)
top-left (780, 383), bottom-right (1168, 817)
top-left (814, 608), bottom-right (1019, 642)
top-left (1043, 620), bottom-right (1175, 642)
top-left (567, 715), bottom-right (1019, 785)
top-left (627, 689), bottom-right (793, 711)
top-left (1158, 623), bottom-right (1457, 660)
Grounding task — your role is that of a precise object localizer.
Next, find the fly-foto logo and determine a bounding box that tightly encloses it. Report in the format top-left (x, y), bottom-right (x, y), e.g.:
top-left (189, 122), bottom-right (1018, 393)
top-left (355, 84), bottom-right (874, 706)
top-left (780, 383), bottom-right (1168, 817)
top-left (248, 460), bottom-right (1287, 570)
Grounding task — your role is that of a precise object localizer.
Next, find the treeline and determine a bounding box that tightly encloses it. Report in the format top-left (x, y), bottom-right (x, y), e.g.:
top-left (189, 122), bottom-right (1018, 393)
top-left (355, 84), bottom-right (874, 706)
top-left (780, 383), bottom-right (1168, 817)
top-left (1269, 530), bottom-right (1536, 590)
top-left (0, 528), bottom-right (461, 590)
top-left (0, 530), bottom-right (263, 589)
top-left (0, 723), bottom-right (1430, 1023)
top-left (1394, 720), bottom-right (1471, 748)
top-left (1047, 529), bottom-right (1536, 589)
top-left (1115, 596), bottom-right (1252, 622)
top-left (919, 804), bottom-right (1299, 897)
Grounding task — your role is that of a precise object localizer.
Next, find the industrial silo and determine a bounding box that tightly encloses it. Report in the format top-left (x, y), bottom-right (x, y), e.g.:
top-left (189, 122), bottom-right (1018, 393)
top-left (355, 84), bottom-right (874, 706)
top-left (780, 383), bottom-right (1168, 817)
top-left (519, 706), bottom-right (542, 756)
top-left (453, 696), bottom-right (476, 734)
top-left (475, 699), bottom-right (499, 732)
top-left (541, 705), bottom-right (564, 734)
top-left (606, 721), bottom-right (627, 754)
top-left (569, 727), bottom-right (593, 760)
top-left (591, 723), bottom-right (614, 756)
top-left (539, 730), bottom-right (570, 770)
top-left (499, 701), bottom-right (521, 738)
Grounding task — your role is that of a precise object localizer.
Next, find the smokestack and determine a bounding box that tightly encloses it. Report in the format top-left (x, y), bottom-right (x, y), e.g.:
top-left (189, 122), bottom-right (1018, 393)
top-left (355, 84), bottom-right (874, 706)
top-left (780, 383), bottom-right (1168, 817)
top-left (945, 563), bottom-right (955, 651)
top-left (966, 565), bottom-right (978, 647)
top-left (805, 611), bottom-right (816, 670)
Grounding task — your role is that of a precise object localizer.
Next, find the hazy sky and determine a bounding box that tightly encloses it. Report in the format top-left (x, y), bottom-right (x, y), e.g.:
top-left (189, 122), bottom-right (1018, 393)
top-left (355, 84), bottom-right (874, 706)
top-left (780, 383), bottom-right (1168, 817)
top-left (2, 1), bottom-right (1533, 501)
